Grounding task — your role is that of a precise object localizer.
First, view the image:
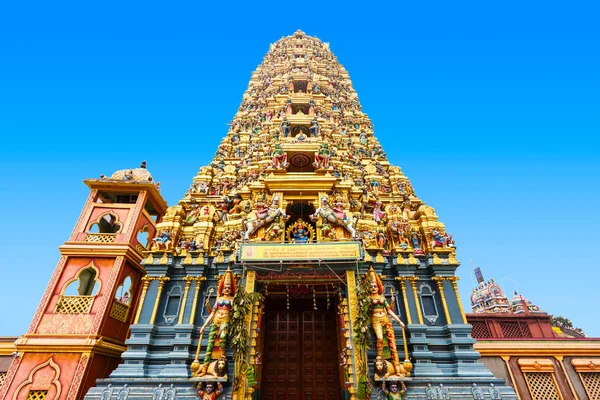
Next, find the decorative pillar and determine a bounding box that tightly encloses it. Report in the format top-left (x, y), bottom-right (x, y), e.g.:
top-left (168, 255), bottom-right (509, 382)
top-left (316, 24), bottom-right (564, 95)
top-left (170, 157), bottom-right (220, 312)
top-left (408, 277), bottom-right (424, 324)
top-left (394, 277), bottom-right (412, 325)
top-left (501, 356), bottom-right (521, 400)
top-left (432, 276), bottom-right (452, 325)
top-left (178, 276), bottom-right (195, 325)
top-left (346, 270), bottom-right (360, 400)
top-left (134, 276), bottom-right (153, 324)
top-left (447, 276), bottom-right (467, 324)
top-left (554, 355), bottom-right (578, 399)
top-left (242, 271), bottom-right (256, 400)
top-left (150, 276), bottom-right (170, 324)
top-left (188, 277), bottom-right (206, 324)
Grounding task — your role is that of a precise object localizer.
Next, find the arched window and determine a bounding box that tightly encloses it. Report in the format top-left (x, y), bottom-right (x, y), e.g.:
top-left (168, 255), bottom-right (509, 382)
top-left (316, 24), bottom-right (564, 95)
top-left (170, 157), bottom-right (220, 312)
top-left (63, 266), bottom-right (100, 296)
top-left (115, 276), bottom-right (132, 305)
top-left (88, 213), bottom-right (121, 234)
top-left (56, 264), bottom-right (101, 314)
top-left (110, 276), bottom-right (134, 322)
top-left (137, 226), bottom-right (150, 250)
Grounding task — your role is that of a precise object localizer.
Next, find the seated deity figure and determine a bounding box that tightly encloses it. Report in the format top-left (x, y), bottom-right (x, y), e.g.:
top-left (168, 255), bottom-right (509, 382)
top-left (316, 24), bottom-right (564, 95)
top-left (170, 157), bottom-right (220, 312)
top-left (313, 143), bottom-right (331, 169)
top-left (291, 220), bottom-right (311, 243)
top-left (271, 144), bottom-right (288, 169)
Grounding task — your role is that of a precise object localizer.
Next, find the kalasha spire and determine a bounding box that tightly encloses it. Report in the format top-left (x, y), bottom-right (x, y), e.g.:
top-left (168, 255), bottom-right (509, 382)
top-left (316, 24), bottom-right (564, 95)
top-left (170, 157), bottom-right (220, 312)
top-left (155, 31), bottom-right (455, 256)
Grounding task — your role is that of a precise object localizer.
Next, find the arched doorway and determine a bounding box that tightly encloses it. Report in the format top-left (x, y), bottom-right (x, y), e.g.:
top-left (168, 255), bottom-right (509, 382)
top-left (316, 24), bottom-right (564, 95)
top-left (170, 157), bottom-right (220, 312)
top-left (261, 292), bottom-right (343, 400)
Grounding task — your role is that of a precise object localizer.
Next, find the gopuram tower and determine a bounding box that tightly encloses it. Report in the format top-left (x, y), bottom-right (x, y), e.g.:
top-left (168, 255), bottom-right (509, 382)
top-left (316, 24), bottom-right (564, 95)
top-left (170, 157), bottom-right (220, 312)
top-left (66, 30), bottom-right (514, 399)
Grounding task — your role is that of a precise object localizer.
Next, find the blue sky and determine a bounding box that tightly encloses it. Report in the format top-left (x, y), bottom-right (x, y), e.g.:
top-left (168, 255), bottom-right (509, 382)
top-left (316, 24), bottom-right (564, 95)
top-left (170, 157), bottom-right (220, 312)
top-left (0, 0), bottom-right (598, 337)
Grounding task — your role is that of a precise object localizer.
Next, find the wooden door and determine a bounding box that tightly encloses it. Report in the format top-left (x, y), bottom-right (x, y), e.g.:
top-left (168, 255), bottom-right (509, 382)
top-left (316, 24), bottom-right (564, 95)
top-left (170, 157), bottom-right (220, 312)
top-left (262, 307), bottom-right (341, 400)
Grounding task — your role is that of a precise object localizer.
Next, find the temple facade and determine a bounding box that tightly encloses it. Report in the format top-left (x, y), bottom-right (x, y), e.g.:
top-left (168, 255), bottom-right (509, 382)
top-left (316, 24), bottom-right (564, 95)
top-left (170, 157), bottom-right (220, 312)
top-left (0, 31), bottom-right (530, 400)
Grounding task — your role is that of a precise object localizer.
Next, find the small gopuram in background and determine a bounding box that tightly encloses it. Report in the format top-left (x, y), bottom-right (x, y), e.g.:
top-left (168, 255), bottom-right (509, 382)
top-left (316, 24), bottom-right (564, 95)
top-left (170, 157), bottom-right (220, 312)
top-left (468, 269), bottom-right (600, 399)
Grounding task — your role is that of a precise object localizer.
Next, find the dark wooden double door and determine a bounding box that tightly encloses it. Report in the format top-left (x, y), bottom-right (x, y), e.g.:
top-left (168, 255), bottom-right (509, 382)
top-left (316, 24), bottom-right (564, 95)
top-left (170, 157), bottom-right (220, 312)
top-left (262, 305), bottom-right (341, 400)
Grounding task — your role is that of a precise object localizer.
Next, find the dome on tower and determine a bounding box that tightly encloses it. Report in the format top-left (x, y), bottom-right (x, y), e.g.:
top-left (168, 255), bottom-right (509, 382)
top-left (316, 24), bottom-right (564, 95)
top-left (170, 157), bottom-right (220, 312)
top-left (470, 278), bottom-right (511, 314)
top-left (104, 161), bottom-right (157, 185)
top-left (510, 291), bottom-right (543, 314)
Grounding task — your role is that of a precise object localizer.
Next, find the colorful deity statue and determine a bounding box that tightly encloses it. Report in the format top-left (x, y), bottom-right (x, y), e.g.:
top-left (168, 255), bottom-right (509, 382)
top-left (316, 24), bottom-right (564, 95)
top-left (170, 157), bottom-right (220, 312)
top-left (192, 269), bottom-right (235, 377)
top-left (430, 228), bottom-right (449, 250)
top-left (410, 231), bottom-right (425, 256)
top-left (359, 130), bottom-right (368, 145)
top-left (271, 144), bottom-right (288, 169)
top-left (311, 196), bottom-right (356, 238)
top-left (382, 381), bottom-right (407, 400)
top-left (227, 193), bottom-right (243, 216)
top-left (387, 218), bottom-right (409, 250)
top-left (376, 229), bottom-right (387, 250)
top-left (367, 267), bottom-right (406, 378)
top-left (290, 219), bottom-right (311, 243)
top-left (244, 195), bottom-right (289, 240)
top-left (196, 382), bottom-right (223, 400)
top-left (216, 197), bottom-right (230, 223)
top-left (313, 143), bottom-right (331, 169)
top-left (373, 200), bottom-right (386, 223)
top-left (184, 204), bottom-right (201, 225)
top-left (309, 118), bottom-right (320, 136)
top-left (281, 118), bottom-right (290, 137)
top-left (151, 230), bottom-right (173, 251)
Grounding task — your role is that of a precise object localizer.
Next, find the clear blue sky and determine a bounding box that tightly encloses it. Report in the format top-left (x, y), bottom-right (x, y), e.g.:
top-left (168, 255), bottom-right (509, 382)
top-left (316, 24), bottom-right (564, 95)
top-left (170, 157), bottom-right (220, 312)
top-left (0, 0), bottom-right (598, 337)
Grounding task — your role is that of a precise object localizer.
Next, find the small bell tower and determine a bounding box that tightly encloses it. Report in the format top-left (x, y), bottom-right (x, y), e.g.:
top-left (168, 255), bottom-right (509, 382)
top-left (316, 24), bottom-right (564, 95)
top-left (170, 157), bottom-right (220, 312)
top-left (0, 162), bottom-right (167, 400)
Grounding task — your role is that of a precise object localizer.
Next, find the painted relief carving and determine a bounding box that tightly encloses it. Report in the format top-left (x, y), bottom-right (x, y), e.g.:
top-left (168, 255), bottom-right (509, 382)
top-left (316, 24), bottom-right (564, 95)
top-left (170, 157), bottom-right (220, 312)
top-left (37, 314), bottom-right (93, 335)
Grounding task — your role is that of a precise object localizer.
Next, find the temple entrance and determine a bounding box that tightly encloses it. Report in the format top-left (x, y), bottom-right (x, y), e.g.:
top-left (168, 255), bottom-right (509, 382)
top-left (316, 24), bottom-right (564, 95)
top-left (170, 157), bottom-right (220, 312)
top-left (261, 297), bottom-right (342, 400)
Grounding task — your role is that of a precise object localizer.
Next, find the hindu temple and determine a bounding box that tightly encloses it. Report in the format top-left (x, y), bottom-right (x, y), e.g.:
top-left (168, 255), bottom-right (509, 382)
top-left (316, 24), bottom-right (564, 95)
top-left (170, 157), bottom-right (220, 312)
top-left (5, 30), bottom-right (575, 400)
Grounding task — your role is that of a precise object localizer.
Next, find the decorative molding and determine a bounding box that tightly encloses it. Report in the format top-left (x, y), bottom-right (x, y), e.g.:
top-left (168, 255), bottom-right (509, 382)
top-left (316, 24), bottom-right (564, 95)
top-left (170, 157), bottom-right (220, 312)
top-left (571, 358), bottom-right (600, 372)
top-left (69, 189), bottom-right (98, 241)
top-left (28, 257), bottom-right (67, 334)
top-left (0, 355), bottom-right (22, 400)
top-left (92, 257), bottom-right (124, 332)
top-left (65, 354), bottom-right (89, 400)
top-left (518, 358), bottom-right (555, 373)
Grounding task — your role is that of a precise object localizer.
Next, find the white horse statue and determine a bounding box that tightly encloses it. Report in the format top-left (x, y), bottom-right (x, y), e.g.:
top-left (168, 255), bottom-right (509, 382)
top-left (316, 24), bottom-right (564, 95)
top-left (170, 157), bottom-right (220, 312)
top-left (244, 196), bottom-right (289, 240)
top-left (311, 197), bottom-right (356, 238)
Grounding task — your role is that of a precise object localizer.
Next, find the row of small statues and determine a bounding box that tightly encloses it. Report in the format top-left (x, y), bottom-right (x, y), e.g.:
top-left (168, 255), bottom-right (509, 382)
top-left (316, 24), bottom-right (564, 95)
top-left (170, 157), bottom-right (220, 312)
top-left (153, 193), bottom-right (455, 254)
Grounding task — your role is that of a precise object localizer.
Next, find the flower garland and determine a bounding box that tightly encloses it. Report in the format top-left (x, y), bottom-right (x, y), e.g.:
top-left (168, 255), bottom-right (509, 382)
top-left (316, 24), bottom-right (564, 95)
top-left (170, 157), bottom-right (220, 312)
top-left (229, 281), bottom-right (263, 389)
top-left (353, 272), bottom-right (373, 399)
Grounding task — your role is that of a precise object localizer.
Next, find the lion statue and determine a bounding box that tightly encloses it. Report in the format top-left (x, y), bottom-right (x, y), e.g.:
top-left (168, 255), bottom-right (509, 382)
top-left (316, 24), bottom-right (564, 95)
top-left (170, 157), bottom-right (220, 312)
top-left (374, 356), bottom-right (396, 380)
top-left (196, 356), bottom-right (228, 380)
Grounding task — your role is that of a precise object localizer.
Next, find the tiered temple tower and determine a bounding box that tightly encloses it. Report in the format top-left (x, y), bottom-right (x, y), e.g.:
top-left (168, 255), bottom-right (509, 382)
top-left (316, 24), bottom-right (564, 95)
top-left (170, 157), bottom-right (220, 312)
top-left (7, 30), bottom-right (519, 400)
